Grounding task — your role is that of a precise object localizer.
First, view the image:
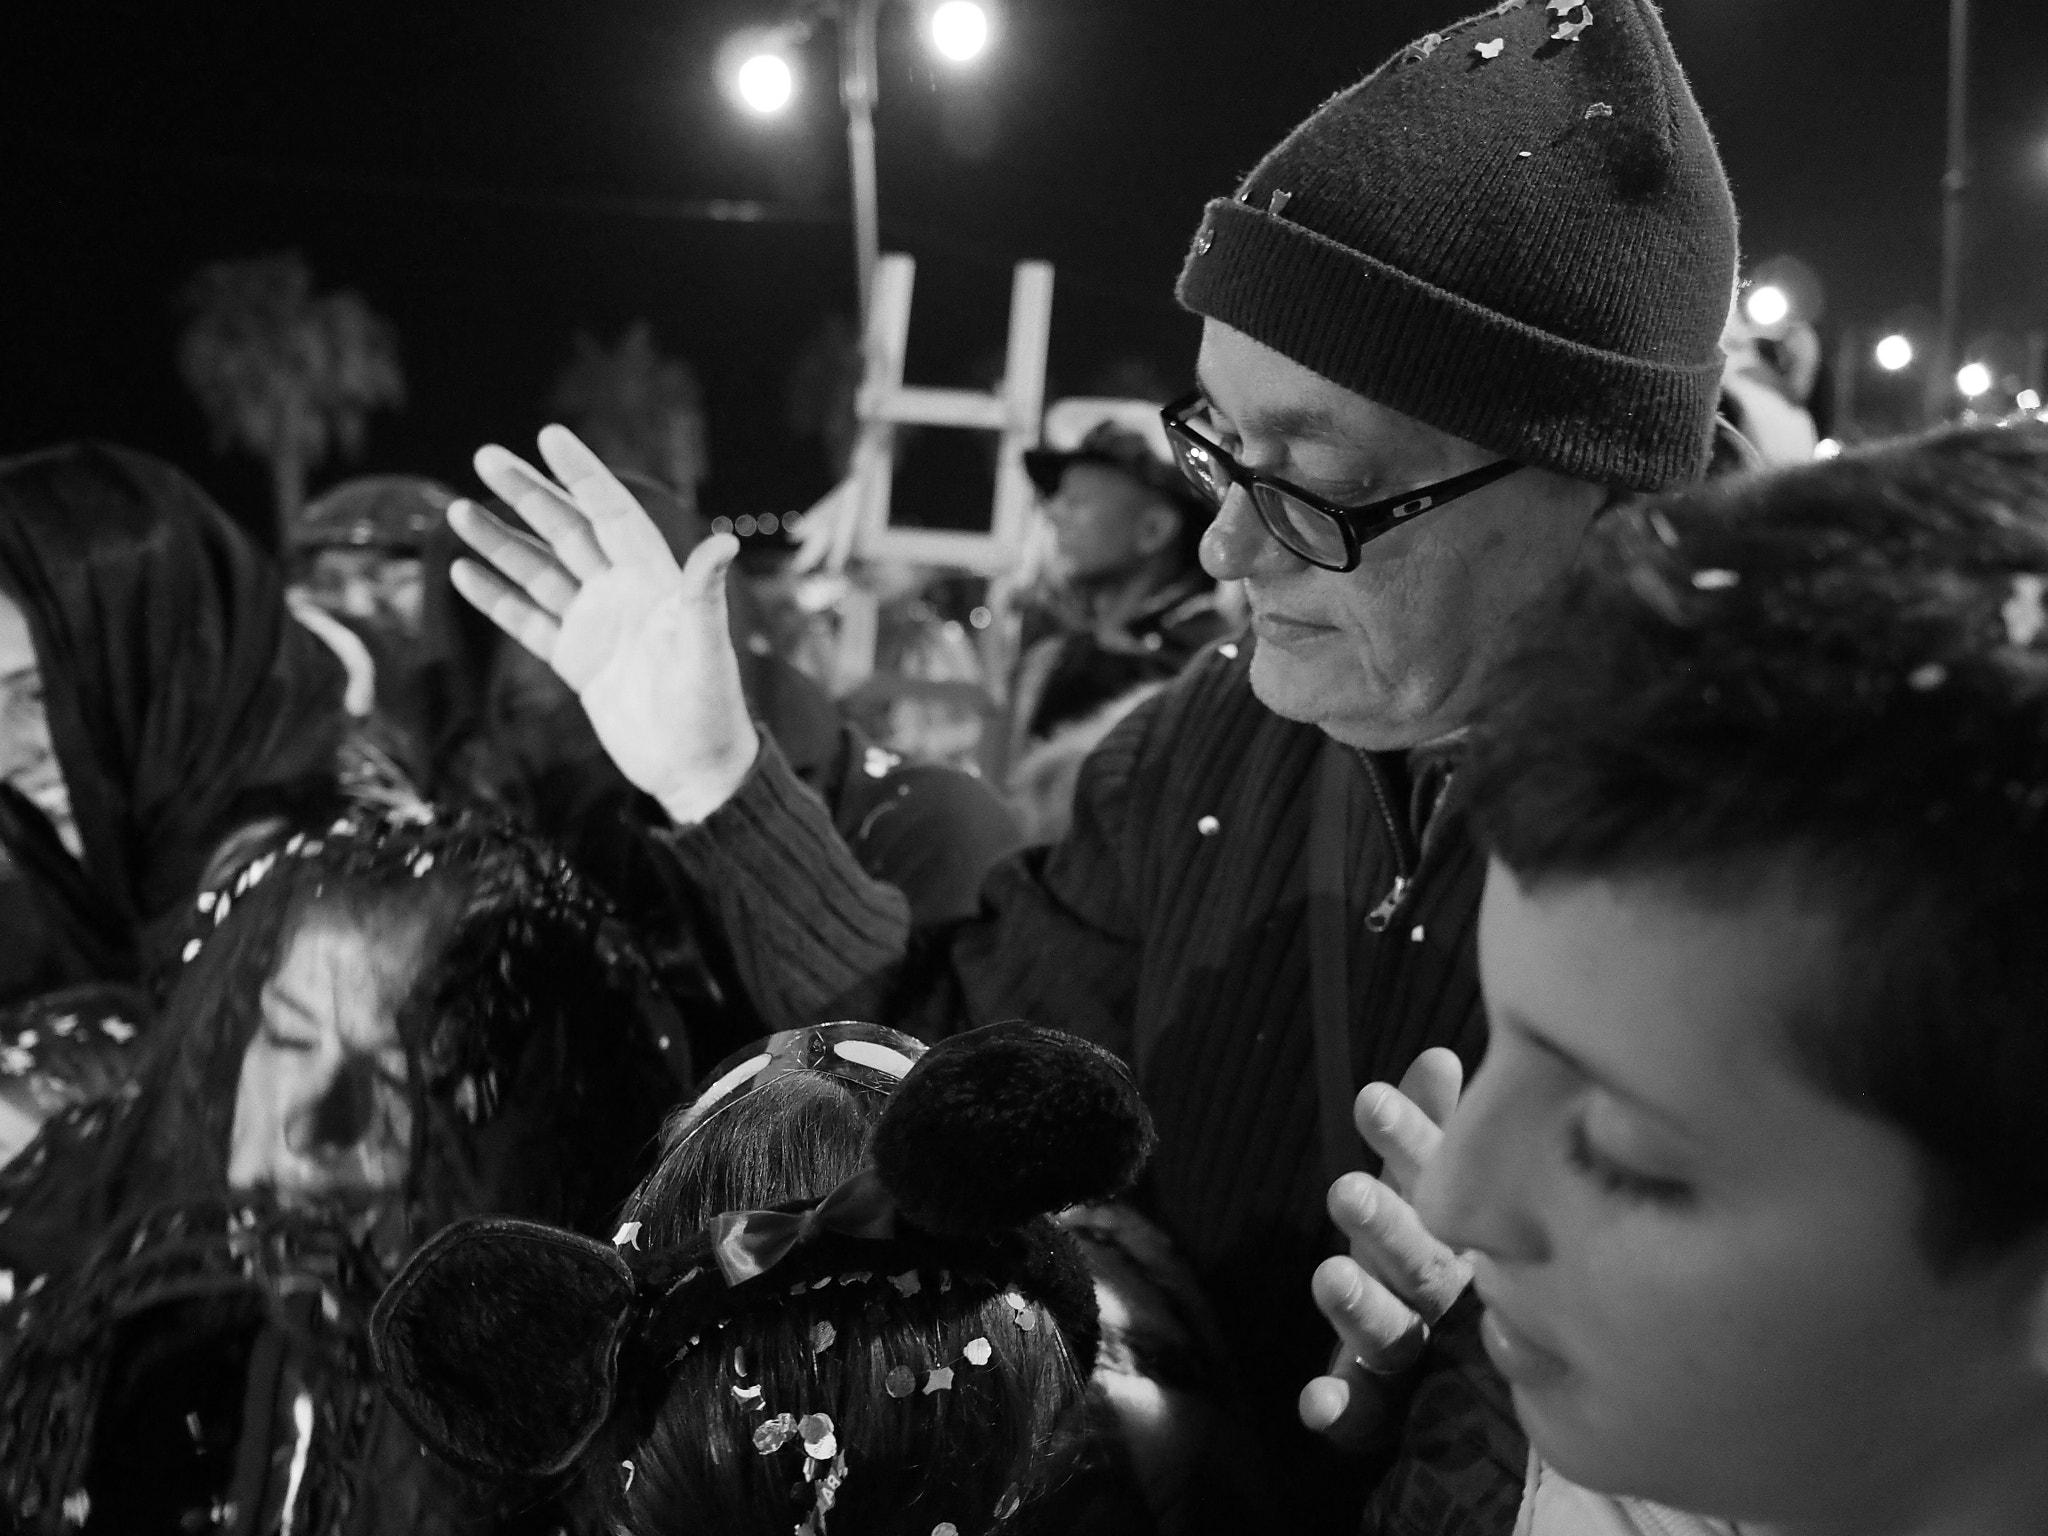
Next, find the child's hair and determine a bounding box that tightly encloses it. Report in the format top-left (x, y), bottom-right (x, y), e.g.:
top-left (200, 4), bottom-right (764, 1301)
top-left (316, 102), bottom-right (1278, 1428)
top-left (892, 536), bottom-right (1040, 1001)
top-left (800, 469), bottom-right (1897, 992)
top-left (599, 1084), bottom-right (1088, 1535)
top-left (1465, 418), bottom-right (2048, 1264)
top-left (374, 1023), bottom-right (1154, 1536)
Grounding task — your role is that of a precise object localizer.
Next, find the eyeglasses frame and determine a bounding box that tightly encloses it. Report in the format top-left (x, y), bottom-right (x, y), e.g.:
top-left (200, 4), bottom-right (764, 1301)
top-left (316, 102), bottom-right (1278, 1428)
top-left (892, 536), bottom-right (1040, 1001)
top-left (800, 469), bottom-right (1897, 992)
top-left (1159, 390), bottom-right (1523, 572)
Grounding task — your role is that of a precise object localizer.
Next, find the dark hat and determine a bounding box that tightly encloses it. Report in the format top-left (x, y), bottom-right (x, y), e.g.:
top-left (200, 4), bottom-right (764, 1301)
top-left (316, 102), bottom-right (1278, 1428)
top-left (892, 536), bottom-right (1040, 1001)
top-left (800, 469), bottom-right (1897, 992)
top-left (1024, 422), bottom-right (1210, 523)
top-left (295, 475), bottom-right (456, 555)
top-left (1177, 0), bottom-right (1739, 493)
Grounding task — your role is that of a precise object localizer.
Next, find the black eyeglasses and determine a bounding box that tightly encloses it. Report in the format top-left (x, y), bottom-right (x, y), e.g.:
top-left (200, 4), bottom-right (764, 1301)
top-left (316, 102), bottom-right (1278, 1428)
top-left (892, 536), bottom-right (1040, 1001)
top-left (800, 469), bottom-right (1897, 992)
top-left (1160, 391), bottom-right (1522, 572)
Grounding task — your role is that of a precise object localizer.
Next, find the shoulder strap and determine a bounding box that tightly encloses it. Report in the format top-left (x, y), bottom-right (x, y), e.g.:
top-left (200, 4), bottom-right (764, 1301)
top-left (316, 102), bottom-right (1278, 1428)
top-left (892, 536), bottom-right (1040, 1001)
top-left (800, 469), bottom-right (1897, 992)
top-left (1307, 739), bottom-right (1367, 1191)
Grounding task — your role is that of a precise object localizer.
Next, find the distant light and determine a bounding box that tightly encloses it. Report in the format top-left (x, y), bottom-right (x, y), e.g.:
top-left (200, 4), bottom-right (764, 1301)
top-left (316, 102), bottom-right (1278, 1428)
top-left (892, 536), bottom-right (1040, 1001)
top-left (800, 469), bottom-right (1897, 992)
top-left (1956, 362), bottom-right (1994, 399)
top-left (1874, 334), bottom-right (1915, 372)
top-left (929, 1), bottom-right (990, 62)
top-left (784, 510), bottom-right (805, 536)
top-left (757, 512), bottom-right (780, 536)
top-left (734, 52), bottom-right (795, 115)
top-left (969, 605), bottom-right (994, 630)
top-left (1743, 284), bottom-right (1791, 328)
top-left (712, 516), bottom-right (735, 535)
top-left (2019, 389), bottom-right (2044, 413)
top-left (1814, 438), bottom-right (1843, 460)
top-left (735, 514), bottom-right (759, 537)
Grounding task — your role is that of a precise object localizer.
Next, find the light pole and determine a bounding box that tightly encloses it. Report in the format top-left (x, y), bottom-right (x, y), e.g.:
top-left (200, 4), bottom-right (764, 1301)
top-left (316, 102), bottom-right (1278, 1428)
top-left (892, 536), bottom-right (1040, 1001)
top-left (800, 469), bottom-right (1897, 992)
top-left (726, 1), bottom-right (992, 326)
top-left (1925, 0), bottom-right (1972, 424)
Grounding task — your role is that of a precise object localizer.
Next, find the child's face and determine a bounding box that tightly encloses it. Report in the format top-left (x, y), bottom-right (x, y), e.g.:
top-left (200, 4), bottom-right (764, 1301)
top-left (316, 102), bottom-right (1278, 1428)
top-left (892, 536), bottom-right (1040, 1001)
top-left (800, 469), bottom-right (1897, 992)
top-left (1418, 862), bottom-right (2048, 1528)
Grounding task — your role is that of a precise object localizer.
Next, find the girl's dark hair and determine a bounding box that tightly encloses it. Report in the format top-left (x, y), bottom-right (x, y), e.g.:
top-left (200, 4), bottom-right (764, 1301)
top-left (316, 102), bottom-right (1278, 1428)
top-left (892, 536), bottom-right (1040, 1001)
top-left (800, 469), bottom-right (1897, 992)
top-left (590, 1080), bottom-right (1090, 1536)
top-left (1465, 419), bottom-right (2048, 1263)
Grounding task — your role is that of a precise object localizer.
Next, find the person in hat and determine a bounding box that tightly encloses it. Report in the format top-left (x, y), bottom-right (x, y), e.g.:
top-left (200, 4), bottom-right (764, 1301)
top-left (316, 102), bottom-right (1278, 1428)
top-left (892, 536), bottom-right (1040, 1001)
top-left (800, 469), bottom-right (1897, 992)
top-left (1015, 421), bottom-right (1234, 752)
top-left (439, 2), bottom-right (1740, 1528)
top-left (1312, 420), bottom-right (2048, 1535)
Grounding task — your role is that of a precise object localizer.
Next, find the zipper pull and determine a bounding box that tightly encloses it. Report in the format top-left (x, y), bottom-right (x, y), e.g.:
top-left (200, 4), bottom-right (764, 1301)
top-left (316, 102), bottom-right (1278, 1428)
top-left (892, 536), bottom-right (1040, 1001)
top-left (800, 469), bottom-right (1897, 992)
top-left (1365, 875), bottom-right (1412, 934)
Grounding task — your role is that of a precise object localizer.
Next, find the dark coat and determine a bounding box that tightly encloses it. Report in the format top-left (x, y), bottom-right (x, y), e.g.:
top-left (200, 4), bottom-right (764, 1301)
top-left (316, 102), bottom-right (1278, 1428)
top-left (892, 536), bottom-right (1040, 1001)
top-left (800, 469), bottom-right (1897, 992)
top-left (655, 642), bottom-right (1526, 1534)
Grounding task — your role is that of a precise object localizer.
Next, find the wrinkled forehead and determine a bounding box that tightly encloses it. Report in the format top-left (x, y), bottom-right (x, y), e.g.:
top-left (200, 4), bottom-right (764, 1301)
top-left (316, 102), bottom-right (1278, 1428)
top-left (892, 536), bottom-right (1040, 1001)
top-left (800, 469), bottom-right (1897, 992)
top-left (1193, 318), bottom-right (1474, 469)
top-left (261, 897), bottom-right (441, 1049)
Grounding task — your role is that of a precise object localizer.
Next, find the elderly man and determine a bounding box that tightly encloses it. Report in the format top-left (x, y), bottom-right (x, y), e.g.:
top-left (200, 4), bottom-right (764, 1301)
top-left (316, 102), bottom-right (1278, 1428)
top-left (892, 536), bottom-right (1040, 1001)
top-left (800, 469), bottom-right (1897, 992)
top-left (445, 3), bottom-right (1738, 1528)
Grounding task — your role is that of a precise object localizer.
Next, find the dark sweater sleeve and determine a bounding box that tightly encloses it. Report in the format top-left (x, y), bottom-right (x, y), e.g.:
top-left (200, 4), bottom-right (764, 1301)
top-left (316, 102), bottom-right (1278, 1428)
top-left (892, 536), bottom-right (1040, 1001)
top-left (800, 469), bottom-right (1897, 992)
top-left (653, 707), bottom-right (1152, 1046)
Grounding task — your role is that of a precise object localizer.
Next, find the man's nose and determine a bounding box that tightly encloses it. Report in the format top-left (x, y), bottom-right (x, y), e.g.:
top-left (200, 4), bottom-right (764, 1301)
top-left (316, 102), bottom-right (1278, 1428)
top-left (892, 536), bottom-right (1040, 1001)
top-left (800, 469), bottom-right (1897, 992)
top-left (1200, 484), bottom-right (1297, 581)
top-left (294, 1055), bottom-right (380, 1156)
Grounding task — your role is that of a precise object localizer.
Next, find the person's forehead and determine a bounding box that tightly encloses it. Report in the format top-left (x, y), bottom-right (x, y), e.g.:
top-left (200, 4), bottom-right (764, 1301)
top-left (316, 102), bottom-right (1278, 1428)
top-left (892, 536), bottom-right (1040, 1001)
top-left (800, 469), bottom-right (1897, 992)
top-left (267, 907), bottom-right (425, 1045)
top-left (0, 590), bottom-right (35, 676)
top-left (1194, 319), bottom-right (1465, 463)
top-left (1476, 862), bottom-right (1843, 1130)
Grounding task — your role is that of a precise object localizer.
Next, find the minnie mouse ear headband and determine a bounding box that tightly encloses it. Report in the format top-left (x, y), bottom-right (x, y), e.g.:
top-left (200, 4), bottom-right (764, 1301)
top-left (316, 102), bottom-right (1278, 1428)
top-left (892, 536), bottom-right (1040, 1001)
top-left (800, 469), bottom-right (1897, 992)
top-left (674, 1021), bottom-right (925, 1144)
top-left (369, 1021), bottom-right (1155, 1481)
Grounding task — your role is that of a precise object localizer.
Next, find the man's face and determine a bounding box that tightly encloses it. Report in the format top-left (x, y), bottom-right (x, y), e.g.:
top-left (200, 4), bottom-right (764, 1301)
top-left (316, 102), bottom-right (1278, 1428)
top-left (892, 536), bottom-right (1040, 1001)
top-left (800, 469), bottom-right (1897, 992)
top-left (1418, 864), bottom-right (2048, 1526)
top-left (1194, 322), bottom-right (1606, 749)
top-left (1043, 463), bottom-right (1173, 584)
top-left (300, 549), bottom-right (426, 638)
top-left (227, 907), bottom-right (423, 1212)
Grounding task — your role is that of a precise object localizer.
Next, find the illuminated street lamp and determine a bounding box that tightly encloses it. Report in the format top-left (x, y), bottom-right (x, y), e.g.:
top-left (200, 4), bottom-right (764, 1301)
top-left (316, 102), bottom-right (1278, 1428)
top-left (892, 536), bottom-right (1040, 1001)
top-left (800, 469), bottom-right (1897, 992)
top-left (721, 1), bottom-right (999, 323)
top-left (1744, 284), bottom-right (1791, 329)
top-left (1956, 361), bottom-right (1993, 400)
top-left (733, 51), bottom-right (797, 114)
top-left (1874, 334), bottom-right (1916, 373)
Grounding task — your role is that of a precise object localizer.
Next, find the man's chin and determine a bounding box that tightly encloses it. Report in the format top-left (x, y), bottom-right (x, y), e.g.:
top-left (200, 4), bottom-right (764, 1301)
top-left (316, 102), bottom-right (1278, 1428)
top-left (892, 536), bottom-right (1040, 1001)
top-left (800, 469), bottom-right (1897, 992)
top-left (1246, 648), bottom-right (1413, 750)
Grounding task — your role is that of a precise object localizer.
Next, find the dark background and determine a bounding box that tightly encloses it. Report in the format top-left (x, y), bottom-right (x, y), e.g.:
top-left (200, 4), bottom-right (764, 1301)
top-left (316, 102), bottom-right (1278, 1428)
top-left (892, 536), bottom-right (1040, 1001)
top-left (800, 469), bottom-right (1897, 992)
top-left (6, 0), bottom-right (2048, 535)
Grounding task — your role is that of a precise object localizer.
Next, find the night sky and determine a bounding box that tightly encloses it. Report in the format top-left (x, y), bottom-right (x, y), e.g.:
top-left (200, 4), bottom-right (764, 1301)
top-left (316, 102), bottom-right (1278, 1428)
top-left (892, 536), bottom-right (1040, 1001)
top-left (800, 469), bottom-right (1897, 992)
top-left (7, 0), bottom-right (2048, 538)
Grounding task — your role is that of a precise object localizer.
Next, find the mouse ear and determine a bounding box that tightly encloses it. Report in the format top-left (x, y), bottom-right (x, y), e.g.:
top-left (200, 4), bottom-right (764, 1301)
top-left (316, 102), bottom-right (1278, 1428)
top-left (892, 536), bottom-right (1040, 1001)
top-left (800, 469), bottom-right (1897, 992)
top-left (371, 1217), bottom-right (635, 1479)
top-left (871, 1021), bottom-right (1156, 1236)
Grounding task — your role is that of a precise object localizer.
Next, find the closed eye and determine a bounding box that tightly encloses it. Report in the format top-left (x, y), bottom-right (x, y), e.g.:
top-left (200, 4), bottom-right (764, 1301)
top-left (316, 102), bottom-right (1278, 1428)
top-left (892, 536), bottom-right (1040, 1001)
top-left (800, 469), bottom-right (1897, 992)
top-left (1565, 1119), bottom-right (1694, 1208)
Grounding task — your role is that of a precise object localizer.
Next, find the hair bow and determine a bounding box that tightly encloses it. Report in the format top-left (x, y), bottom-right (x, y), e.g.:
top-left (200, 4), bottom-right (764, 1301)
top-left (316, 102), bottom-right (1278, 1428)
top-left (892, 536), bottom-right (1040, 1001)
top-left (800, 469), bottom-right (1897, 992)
top-left (709, 1168), bottom-right (898, 1284)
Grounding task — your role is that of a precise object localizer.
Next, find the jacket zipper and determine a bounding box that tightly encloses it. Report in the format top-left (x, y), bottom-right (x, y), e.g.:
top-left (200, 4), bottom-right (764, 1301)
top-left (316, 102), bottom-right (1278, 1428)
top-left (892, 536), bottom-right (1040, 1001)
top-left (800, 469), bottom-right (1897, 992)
top-left (1356, 751), bottom-right (1417, 933)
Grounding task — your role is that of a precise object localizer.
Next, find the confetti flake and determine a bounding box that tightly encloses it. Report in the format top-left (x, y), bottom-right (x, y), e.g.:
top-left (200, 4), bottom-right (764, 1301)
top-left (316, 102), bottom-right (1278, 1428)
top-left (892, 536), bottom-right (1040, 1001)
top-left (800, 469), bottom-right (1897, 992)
top-left (1410, 925), bottom-right (1427, 943)
top-left (1197, 815), bottom-right (1221, 837)
top-left (1552, 13), bottom-right (1593, 41)
top-left (0, 1271), bottom-right (12, 1305)
top-left (182, 939), bottom-right (204, 964)
top-left (811, 1320), bottom-right (839, 1354)
top-left (1475, 37), bottom-right (1505, 58)
top-left (995, 1487), bottom-right (1023, 1520)
top-left (0, 1048), bottom-right (30, 1077)
top-left (1014, 1307), bottom-right (1038, 1332)
top-left (1585, 101), bottom-right (1615, 119)
top-left (734, 1345), bottom-right (751, 1375)
top-left (1908, 663), bottom-right (1949, 692)
top-left (2002, 574), bottom-right (2048, 647)
top-left (1192, 227), bottom-right (1214, 256)
top-left (888, 1270), bottom-right (922, 1297)
top-left (924, 1366), bottom-right (956, 1394)
top-left (1413, 31), bottom-right (1444, 57)
top-left (1219, 642), bottom-right (1239, 660)
top-left (197, 892), bottom-right (217, 914)
top-left (799, 1413), bottom-right (838, 1460)
top-left (1001, 1290), bottom-right (1028, 1312)
top-left (414, 853), bottom-right (436, 877)
top-left (1691, 569), bottom-right (1740, 592)
top-left (886, 1365), bottom-right (918, 1398)
top-left (934, 1526), bottom-right (961, 1536)
top-left (613, 1221), bottom-right (642, 1249)
top-left (732, 1382), bottom-right (765, 1406)
top-left (62, 1491), bottom-right (90, 1527)
top-left (621, 1459), bottom-right (636, 1493)
top-left (963, 1337), bottom-right (993, 1367)
top-left (754, 1413), bottom-right (799, 1454)
top-left (842, 1271), bottom-right (871, 1285)
top-left (864, 747), bottom-right (900, 780)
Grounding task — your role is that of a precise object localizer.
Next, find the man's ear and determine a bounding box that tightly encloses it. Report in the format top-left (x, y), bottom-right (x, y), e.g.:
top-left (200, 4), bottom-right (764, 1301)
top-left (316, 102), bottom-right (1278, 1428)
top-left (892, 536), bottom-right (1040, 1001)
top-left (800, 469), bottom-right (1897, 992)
top-left (1134, 501), bottom-right (1182, 560)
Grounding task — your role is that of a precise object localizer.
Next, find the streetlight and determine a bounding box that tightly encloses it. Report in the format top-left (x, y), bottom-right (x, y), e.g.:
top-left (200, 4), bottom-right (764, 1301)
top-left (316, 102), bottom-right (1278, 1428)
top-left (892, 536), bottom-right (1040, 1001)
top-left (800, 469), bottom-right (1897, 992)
top-left (734, 51), bottom-right (797, 114)
top-left (1925, 0), bottom-right (1972, 424)
top-left (929, 1), bottom-right (991, 63)
top-left (1956, 361), bottom-right (1993, 400)
top-left (1744, 284), bottom-right (1791, 329)
top-left (1875, 334), bottom-right (1916, 372)
top-left (720, 1), bottom-right (1000, 324)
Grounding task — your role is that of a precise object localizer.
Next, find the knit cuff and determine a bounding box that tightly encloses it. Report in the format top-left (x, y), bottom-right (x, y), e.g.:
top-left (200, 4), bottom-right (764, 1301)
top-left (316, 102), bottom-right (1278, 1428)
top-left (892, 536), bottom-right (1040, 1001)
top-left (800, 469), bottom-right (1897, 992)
top-left (1179, 197), bottom-right (1723, 493)
top-left (655, 735), bottom-right (911, 1030)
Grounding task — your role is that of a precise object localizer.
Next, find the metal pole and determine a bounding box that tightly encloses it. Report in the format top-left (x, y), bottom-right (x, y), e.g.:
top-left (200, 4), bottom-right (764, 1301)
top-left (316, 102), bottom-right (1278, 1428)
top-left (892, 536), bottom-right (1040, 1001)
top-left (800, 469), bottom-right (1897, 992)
top-left (1926, 0), bottom-right (1971, 424)
top-left (842, 0), bottom-right (883, 326)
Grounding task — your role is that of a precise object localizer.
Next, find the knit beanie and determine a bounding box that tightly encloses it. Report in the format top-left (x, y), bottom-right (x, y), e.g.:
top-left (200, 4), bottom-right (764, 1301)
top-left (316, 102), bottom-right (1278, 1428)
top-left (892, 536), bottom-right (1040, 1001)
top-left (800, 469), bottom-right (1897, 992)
top-left (1177, 0), bottom-right (1738, 493)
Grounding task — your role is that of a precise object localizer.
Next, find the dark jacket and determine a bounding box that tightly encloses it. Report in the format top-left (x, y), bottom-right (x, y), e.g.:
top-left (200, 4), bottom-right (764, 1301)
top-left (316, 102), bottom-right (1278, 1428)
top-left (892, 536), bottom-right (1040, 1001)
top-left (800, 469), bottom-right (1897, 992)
top-left (654, 642), bottom-right (1525, 1534)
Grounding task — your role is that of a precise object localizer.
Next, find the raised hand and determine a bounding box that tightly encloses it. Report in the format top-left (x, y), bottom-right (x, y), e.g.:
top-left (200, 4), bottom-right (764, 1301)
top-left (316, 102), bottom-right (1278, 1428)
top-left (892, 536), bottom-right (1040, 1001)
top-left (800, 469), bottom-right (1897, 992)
top-left (447, 426), bottom-right (760, 825)
top-left (1299, 1048), bottom-right (1474, 1446)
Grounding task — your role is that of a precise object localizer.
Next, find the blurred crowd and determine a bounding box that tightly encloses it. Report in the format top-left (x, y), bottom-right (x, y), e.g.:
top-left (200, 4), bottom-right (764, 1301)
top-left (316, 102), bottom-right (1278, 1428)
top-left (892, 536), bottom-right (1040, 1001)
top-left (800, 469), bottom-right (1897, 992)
top-left (3, 4), bottom-right (2046, 1536)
